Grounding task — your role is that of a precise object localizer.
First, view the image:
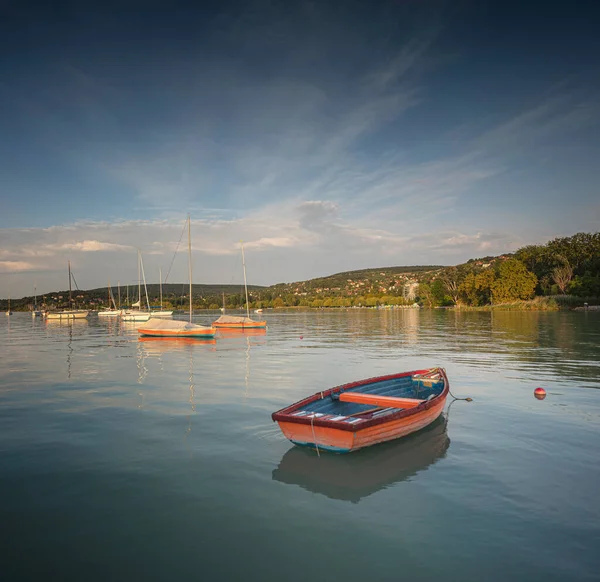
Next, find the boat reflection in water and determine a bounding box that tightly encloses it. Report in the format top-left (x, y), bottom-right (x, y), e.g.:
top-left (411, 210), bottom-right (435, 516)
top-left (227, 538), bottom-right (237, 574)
top-left (45, 317), bottom-right (89, 327)
top-left (215, 327), bottom-right (267, 339)
top-left (272, 415), bottom-right (450, 503)
top-left (138, 336), bottom-right (217, 354)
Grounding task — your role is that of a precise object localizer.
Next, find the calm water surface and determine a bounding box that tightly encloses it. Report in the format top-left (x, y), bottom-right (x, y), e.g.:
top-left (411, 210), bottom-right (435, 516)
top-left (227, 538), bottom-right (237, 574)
top-left (1, 309), bottom-right (599, 581)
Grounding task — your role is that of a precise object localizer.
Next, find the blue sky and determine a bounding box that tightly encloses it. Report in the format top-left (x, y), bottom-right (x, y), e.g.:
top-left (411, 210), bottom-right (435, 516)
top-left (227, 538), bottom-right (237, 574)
top-left (1, 0), bottom-right (599, 297)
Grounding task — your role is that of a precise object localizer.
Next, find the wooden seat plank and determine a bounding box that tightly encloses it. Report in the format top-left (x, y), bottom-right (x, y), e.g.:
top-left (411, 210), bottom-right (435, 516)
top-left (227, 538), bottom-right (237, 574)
top-left (338, 392), bottom-right (424, 409)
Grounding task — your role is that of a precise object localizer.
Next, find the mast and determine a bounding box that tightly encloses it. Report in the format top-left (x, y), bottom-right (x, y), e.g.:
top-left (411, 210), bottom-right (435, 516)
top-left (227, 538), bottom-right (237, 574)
top-left (68, 260), bottom-right (72, 309)
top-left (159, 267), bottom-right (163, 311)
top-left (118, 281), bottom-right (121, 308)
top-left (139, 253), bottom-right (151, 311)
top-left (107, 279), bottom-right (111, 309)
top-left (241, 240), bottom-right (250, 319)
top-left (137, 250), bottom-right (141, 308)
top-left (188, 215), bottom-right (192, 324)
top-left (222, 291), bottom-right (225, 313)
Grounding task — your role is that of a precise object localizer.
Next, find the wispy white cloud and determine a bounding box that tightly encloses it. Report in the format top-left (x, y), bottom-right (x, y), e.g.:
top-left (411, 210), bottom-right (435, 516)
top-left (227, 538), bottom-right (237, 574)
top-left (47, 240), bottom-right (134, 252)
top-left (475, 94), bottom-right (599, 153)
top-left (242, 237), bottom-right (297, 251)
top-left (0, 261), bottom-right (35, 273)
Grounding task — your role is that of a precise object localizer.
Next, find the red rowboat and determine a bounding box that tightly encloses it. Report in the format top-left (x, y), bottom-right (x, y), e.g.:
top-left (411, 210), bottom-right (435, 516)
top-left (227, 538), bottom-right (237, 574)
top-left (272, 368), bottom-right (449, 453)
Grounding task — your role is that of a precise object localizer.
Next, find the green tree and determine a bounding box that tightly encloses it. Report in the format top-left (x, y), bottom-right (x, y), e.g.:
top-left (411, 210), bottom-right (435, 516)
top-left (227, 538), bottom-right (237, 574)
top-left (569, 273), bottom-right (600, 296)
top-left (491, 259), bottom-right (537, 303)
top-left (364, 296), bottom-right (379, 307)
top-left (418, 283), bottom-right (434, 308)
top-left (458, 273), bottom-right (479, 306)
top-left (273, 297), bottom-right (284, 308)
top-left (475, 268), bottom-right (496, 305)
top-left (431, 279), bottom-right (448, 306)
top-left (439, 266), bottom-right (467, 305)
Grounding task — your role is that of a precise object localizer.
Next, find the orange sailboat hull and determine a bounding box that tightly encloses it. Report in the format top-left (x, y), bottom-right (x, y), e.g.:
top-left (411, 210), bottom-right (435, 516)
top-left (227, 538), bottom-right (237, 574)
top-left (213, 320), bottom-right (267, 329)
top-left (138, 327), bottom-right (216, 337)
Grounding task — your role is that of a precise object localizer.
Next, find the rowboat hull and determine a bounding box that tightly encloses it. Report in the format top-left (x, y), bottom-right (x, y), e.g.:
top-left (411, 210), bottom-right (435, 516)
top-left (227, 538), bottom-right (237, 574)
top-left (272, 368), bottom-right (449, 453)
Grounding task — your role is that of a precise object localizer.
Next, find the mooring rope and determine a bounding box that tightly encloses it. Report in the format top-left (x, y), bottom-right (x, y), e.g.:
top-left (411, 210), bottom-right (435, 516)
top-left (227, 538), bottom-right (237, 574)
top-left (430, 366), bottom-right (473, 402)
top-left (448, 388), bottom-right (473, 402)
top-left (310, 414), bottom-right (320, 458)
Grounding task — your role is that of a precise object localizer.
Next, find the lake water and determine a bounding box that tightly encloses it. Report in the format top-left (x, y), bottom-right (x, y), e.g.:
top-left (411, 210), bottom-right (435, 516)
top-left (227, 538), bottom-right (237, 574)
top-left (1, 309), bottom-right (599, 581)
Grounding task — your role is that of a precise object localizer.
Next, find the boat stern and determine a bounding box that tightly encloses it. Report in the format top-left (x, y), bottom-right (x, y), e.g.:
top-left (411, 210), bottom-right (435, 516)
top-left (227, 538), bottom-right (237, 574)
top-left (275, 420), bottom-right (355, 453)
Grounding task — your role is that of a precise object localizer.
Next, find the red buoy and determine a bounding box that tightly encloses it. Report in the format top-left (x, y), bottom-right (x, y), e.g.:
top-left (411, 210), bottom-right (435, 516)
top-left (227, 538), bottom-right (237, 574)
top-left (534, 387), bottom-right (546, 400)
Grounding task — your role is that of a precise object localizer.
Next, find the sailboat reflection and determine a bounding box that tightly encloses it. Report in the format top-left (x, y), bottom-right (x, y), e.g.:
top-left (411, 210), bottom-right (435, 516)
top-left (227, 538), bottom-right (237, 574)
top-left (272, 415), bottom-right (450, 503)
top-left (138, 336), bottom-right (217, 352)
top-left (137, 334), bottom-right (202, 445)
top-left (45, 317), bottom-right (89, 328)
top-left (215, 328), bottom-right (267, 339)
top-left (45, 317), bottom-right (88, 379)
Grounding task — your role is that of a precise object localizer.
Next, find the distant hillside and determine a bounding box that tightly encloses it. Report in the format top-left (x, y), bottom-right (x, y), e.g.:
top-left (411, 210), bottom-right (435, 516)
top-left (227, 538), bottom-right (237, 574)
top-left (270, 265), bottom-right (443, 299)
top-left (84, 283), bottom-right (266, 300)
top-left (275, 265), bottom-right (442, 287)
top-left (7, 283), bottom-right (267, 312)
top-left (4, 266), bottom-right (441, 310)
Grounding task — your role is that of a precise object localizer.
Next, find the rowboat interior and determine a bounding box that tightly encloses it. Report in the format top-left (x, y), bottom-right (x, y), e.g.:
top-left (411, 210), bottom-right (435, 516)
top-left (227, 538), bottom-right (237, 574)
top-left (288, 373), bottom-right (443, 421)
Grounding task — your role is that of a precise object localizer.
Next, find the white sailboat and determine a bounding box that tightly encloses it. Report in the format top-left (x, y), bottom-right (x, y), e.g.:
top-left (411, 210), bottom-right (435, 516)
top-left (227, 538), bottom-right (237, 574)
top-left (5, 294), bottom-right (12, 316)
top-left (138, 216), bottom-right (216, 338)
top-left (46, 262), bottom-right (89, 319)
top-left (98, 279), bottom-right (122, 316)
top-left (213, 241), bottom-right (266, 329)
top-left (31, 285), bottom-right (42, 317)
top-left (122, 251), bottom-right (151, 321)
top-left (149, 268), bottom-right (173, 317)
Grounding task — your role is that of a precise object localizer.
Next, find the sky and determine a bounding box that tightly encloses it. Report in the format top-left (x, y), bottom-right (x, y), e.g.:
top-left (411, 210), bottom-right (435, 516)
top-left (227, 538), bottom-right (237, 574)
top-left (1, 0), bottom-right (599, 297)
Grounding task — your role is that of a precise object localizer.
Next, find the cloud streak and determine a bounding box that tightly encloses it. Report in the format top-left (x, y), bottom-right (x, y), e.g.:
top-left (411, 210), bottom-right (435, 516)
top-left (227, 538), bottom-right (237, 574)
top-left (48, 240), bottom-right (134, 252)
top-left (0, 261), bottom-right (35, 273)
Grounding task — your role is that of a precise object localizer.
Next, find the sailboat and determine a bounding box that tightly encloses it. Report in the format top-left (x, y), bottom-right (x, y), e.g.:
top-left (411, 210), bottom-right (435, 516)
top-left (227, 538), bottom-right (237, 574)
top-left (213, 241), bottom-right (266, 329)
top-left (122, 251), bottom-right (151, 321)
top-left (46, 262), bottom-right (89, 319)
top-left (31, 285), bottom-right (42, 317)
top-left (149, 268), bottom-right (173, 317)
top-left (98, 279), bottom-right (122, 316)
top-left (5, 294), bottom-right (12, 316)
top-left (138, 216), bottom-right (216, 338)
